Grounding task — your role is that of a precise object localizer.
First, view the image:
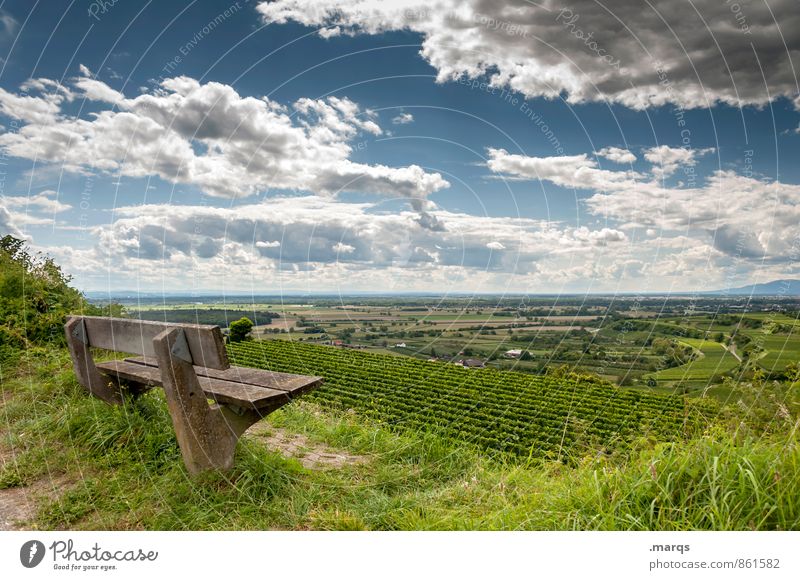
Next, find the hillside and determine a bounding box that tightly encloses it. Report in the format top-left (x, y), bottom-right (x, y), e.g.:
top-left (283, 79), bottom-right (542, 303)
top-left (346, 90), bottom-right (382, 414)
top-left (229, 341), bottom-right (712, 459)
top-left (0, 346), bottom-right (798, 530)
top-left (711, 279), bottom-right (800, 296)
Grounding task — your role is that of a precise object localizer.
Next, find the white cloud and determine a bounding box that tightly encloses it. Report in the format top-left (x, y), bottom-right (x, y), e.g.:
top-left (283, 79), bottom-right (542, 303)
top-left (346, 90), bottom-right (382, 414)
top-left (0, 206), bottom-right (23, 237)
top-left (0, 190), bottom-right (72, 230)
top-left (1, 190), bottom-right (72, 214)
top-left (77, 197), bottom-right (626, 282)
top-left (392, 112), bottom-right (414, 125)
top-left (0, 9), bottom-right (19, 41)
top-left (488, 148), bottom-right (800, 263)
top-left (643, 145), bottom-right (714, 178)
top-left (0, 69), bottom-right (449, 205)
top-left (332, 241), bottom-right (356, 253)
top-left (596, 147), bottom-right (636, 164)
top-left (487, 148), bottom-right (641, 191)
top-left (257, 0), bottom-right (800, 110)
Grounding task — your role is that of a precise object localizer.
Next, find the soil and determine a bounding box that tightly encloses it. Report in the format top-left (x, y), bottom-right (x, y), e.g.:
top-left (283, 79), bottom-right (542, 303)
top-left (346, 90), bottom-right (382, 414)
top-left (247, 425), bottom-right (369, 470)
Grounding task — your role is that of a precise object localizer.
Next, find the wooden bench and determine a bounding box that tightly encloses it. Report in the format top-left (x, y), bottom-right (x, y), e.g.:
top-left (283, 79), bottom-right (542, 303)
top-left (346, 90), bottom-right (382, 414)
top-left (64, 315), bottom-right (323, 474)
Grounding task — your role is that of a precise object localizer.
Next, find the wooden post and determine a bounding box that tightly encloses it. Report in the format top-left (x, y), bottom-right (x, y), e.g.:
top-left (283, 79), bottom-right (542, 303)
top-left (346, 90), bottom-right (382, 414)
top-left (152, 327), bottom-right (261, 474)
top-left (64, 317), bottom-right (123, 404)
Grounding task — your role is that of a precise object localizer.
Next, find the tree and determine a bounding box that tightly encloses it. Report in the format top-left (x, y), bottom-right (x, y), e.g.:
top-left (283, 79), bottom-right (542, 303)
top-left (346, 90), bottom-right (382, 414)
top-left (0, 235), bottom-right (90, 351)
top-left (229, 317), bottom-right (254, 342)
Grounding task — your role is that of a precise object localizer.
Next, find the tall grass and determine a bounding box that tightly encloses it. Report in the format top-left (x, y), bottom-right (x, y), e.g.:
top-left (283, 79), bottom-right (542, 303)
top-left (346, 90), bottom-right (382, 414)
top-left (0, 348), bottom-right (798, 530)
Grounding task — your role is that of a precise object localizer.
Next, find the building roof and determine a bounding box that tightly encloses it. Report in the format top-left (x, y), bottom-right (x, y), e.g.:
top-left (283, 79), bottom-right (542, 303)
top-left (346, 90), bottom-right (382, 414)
top-left (461, 358), bottom-right (485, 367)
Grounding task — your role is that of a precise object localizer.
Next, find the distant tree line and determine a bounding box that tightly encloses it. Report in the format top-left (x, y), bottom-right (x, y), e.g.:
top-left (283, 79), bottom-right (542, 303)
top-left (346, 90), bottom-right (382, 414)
top-left (131, 308), bottom-right (279, 328)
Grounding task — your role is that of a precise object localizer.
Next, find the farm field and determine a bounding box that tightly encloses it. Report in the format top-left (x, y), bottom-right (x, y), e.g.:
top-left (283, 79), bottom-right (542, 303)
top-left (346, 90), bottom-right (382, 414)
top-left (228, 340), bottom-right (712, 460)
top-left (647, 338), bottom-right (740, 382)
top-left (117, 295), bottom-right (800, 394)
top-left (747, 334), bottom-right (800, 371)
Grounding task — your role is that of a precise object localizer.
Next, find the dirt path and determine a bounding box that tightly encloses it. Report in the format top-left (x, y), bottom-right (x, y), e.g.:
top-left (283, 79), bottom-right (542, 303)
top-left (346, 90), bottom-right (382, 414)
top-left (0, 441), bottom-right (75, 531)
top-left (247, 425), bottom-right (369, 470)
top-left (0, 447), bottom-right (34, 530)
top-left (722, 342), bottom-right (742, 362)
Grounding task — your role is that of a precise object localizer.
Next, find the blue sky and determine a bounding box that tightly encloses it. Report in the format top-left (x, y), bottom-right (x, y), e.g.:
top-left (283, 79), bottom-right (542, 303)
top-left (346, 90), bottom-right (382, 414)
top-left (1, 0), bottom-right (799, 294)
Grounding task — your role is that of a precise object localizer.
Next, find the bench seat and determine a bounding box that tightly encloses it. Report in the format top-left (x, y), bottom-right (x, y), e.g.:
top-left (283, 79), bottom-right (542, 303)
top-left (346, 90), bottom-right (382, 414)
top-left (96, 358), bottom-right (322, 412)
top-left (65, 315), bottom-right (324, 474)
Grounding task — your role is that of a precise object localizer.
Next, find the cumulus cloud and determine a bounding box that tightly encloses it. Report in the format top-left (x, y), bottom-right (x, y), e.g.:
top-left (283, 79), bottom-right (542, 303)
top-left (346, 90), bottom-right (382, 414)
top-left (84, 196), bottom-right (626, 278)
top-left (392, 112), bottom-right (414, 125)
top-left (487, 148), bottom-right (642, 190)
top-left (643, 145), bottom-right (715, 178)
top-left (1, 190), bottom-right (72, 214)
top-left (0, 190), bottom-right (72, 229)
top-left (596, 147), bottom-right (636, 164)
top-left (0, 206), bottom-right (23, 237)
top-left (257, 0), bottom-right (800, 110)
top-left (488, 148), bottom-right (800, 263)
top-left (0, 69), bottom-right (449, 204)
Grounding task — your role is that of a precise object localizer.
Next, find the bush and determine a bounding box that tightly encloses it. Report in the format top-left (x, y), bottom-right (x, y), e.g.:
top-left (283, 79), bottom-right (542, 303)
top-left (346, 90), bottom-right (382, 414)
top-left (229, 317), bottom-right (254, 342)
top-left (0, 236), bottom-right (89, 348)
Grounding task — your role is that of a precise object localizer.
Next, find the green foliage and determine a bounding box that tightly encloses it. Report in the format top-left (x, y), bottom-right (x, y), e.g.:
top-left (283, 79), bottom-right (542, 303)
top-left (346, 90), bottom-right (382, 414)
top-left (228, 316), bottom-right (254, 342)
top-left (131, 308), bottom-right (278, 327)
top-left (228, 340), bottom-right (712, 462)
top-left (722, 368), bottom-right (800, 435)
top-left (0, 236), bottom-right (87, 354)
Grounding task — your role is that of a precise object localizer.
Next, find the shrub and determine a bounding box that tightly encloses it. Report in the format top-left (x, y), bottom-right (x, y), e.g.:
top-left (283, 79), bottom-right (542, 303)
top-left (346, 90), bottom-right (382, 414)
top-left (229, 317), bottom-right (254, 342)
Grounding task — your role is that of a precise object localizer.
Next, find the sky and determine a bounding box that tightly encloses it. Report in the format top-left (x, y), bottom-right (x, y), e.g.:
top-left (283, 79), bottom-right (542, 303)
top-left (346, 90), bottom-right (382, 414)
top-left (0, 0), bottom-right (799, 295)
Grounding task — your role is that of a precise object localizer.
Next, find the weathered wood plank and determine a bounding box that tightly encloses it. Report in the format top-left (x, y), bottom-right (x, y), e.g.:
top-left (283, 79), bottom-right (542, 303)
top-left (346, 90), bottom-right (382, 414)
top-left (71, 316), bottom-right (229, 370)
top-left (96, 360), bottom-right (291, 411)
top-left (64, 317), bottom-right (124, 404)
top-left (125, 356), bottom-right (323, 396)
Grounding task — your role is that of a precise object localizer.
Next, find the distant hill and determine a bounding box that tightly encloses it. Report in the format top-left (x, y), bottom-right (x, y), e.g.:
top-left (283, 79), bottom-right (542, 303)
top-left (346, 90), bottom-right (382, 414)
top-left (710, 279), bottom-right (800, 296)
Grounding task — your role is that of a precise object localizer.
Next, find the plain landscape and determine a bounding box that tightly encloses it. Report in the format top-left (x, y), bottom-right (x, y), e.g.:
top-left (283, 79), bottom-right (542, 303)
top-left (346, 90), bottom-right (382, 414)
top-left (1, 239), bottom-right (798, 530)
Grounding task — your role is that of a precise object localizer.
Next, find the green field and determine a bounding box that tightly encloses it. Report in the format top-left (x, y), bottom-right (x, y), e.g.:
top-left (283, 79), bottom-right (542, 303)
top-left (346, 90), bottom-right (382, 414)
top-left (647, 338), bottom-right (740, 382)
top-left (229, 340), bottom-right (711, 459)
top-left (749, 334), bottom-right (800, 371)
top-left (122, 298), bottom-right (800, 390)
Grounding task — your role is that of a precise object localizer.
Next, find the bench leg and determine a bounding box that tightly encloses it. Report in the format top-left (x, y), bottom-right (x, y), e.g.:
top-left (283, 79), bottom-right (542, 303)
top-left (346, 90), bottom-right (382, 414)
top-left (64, 317), bottom-right (123, 405)
top-left (153, 328), bottom-right (263, 474)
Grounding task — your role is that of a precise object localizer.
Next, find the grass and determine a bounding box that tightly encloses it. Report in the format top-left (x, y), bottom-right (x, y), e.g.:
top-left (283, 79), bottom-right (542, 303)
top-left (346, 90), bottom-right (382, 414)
top-left (1, 347), bottom-right (799, 530)
top-left (648, 339), bottom-right (740, 382)
top-left (747, 333), bottom-right (800, 371)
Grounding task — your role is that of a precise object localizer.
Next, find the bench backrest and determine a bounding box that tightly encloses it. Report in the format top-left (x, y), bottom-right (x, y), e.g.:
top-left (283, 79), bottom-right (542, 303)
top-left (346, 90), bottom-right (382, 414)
top-left (67, 316), bottom-right (229, 370)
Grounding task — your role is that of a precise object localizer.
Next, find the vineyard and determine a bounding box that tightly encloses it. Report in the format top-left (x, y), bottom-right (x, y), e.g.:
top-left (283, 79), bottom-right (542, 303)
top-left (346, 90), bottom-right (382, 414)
top-left (228, 341), bottom-right (715, 460)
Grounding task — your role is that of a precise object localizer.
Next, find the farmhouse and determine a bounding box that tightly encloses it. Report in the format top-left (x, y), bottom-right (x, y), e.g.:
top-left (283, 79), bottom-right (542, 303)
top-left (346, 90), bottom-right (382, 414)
top-left (458, 358), bottom-right (486, 368)
top-left (505, 349), bottom-right (523, 358)
top-left (394, 342), bottom-right (407, 348)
